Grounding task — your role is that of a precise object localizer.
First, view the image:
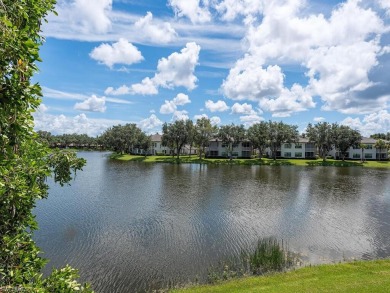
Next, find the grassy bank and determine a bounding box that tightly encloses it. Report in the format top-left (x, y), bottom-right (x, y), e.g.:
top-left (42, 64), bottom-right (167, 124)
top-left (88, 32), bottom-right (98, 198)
top-left (112, 154), bottom-right (390, 168)
top-left (171, 259), bottom-right (390, 293)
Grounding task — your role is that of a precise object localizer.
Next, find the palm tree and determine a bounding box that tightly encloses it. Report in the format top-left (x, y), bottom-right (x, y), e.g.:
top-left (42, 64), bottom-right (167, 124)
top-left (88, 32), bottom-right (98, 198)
top-left (374, 139), bottom-right (387, 161)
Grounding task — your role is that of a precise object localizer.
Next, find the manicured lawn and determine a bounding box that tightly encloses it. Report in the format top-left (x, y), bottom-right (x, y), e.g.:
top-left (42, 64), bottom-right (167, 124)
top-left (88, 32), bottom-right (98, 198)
top-left (113, 154), bottom-right (390, 168)
top-left (171, 259), bottom-right (390, 293)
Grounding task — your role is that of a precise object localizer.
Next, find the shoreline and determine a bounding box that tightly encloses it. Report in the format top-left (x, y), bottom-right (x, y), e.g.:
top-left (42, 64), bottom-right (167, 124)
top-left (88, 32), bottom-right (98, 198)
top-left (170, 259), bottom-right (390, 293)
top-left (111, 154), bottom-right (390, 168)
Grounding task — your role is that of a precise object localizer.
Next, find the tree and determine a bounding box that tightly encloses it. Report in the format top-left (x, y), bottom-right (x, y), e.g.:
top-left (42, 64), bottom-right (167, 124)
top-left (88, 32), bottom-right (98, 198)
top-left (161, 120), bottom-right (193, 159)
top-left (186, 119), bottom-right (196, 157)
top-left (375, 139), bottom-right (387, 161)
top-left (359, 143), bottom-right (367, 162)
top-left (333, 126), bottom-right (362, 161)
top-left (371, 133), bottom-right (390, 141)
top-left (268, 121), bottom-right (299, 160)
top-left (194, 117), bottom-right (217, 159)
top-left (218, 124), bottom-right (246, 160)
top-left (139, 133), bottom-right (152, 157)
top-left (306, 122), bottom-right (337, 161)
top-left (247, 121), bottom-right (269, 159)
top-left (99, 124), bottom-right (143, 154)
top-left (1, 1), bottom-right (90, 291)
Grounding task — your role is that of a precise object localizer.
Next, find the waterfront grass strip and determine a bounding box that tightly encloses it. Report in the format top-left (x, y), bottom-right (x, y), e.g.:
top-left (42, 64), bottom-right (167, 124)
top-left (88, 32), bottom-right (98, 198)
top-left (171, 259), bottom-right (390, 293)
top-left (112, 154), bottom-right (390, 168)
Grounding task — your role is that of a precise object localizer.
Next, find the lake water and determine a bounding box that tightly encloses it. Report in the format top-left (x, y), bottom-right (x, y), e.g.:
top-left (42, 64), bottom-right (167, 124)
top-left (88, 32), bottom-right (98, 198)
top-left (34, 151), bottom-right (390, 292)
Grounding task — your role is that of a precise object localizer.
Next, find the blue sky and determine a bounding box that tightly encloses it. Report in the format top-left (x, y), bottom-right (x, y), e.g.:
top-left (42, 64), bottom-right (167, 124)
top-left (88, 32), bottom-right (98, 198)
top-left (33, 0), bottom-right (390, 136)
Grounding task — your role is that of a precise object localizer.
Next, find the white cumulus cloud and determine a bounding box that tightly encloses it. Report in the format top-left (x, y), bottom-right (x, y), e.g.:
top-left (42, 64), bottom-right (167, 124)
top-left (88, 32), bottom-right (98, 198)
top-left (172, 110), bottom-right (189, 121)
top-left (33, 112), bottom-right (129, 136)
top-left (160, 100), bottom-right (177, 114)
top-left (173, 93), bottom-right (191, 105)
top-left (259, 84), bottom-right (315, 117)
top-left (215, 0), bottom-right (266, 21)
top-left (74, 95), bottom-right (106, 112)
top-left (90, 38), bottom-right (143, 68)
top-left (109, 43), bottom-right (201, 95)
top-left (341, 110), bottom-right (390, 136)
top-left (231, 102), bottom-right (256, 115)
top-left (138, 114), bottom-right (163, 133)
top-left (193, 114), bottom-right (221, 125)
top-left (205, 100), bottom-right (230, 112)
top-left (105, 85), bottom-right (131, 96)
top-left (210, 116), bottom-right (222, 125)
top-left (169, 0), bottom-right (211, 23)
top-left (239, 114), bottom-right (264, 126)
top-left (52, 0), bottom-right (113, 35)
top-left (224, 0), bottom-right (388, 116)
top-left (160, 93), bottom-right (191, 114)
top-left (134, 12), bottom-right (177, 43)
top-left (222, 64), bottom-right (284, 101)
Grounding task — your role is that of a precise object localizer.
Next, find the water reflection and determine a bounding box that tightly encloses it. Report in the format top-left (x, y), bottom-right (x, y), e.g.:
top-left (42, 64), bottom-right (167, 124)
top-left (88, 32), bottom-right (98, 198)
top-left (34, 152), bottom-right (390, 292)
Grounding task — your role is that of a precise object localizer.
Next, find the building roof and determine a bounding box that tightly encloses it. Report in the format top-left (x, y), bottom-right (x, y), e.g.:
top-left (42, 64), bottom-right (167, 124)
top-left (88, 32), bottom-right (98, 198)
top-left (150, 133), bottom-right (162, 142)
top-left (297, 137), bottom-right (310, 143)
top-left (361, 137), bottom-right (380, 144)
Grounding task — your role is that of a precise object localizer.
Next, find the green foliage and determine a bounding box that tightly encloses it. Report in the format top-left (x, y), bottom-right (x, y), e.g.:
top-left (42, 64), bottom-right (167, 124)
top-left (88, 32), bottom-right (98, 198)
top-left (370, 132), bottom-right (390, 141)
top-left (162, 119), bottom-right (194, 159)
top-left (172, 259), bottom-right (390, 293)
top-left (267, 121), bottom-right (299, 160)
top-left (218, 124), bottom-right (246, 160)
top-left (247, 121), bottom-right (269, 158)
top-left (1, 1), bottom-right (89, 291)
top-left (306, 122), bottom-right (338, 161)
top-left (194, 117), bottom-right (217, 159)
top-left (38, 132), bottom-right (97, 149)
top-left (244, 238), bottom-right (293, 275)
top-left (98, 123), bottom-right (144, 154)
top-left (374, 139), bottom-right (388, 161)
top-left (48, 150), bottom-right (86, 186)
top-left (206, 238), bottom-right (295, 285)
top-left (333, 125), bottom-right (362, 161)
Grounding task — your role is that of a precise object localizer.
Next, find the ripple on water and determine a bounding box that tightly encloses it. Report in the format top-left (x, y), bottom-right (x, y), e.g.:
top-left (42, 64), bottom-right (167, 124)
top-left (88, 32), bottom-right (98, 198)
top-left (33, 153), bottom-right (390, 292)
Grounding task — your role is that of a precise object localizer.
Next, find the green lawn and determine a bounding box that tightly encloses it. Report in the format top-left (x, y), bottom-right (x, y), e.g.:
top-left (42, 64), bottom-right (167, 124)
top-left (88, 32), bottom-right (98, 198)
top-left (113, 154), bottom-right (390, 168)
top-left (171, 259), bottom-right (390, 293)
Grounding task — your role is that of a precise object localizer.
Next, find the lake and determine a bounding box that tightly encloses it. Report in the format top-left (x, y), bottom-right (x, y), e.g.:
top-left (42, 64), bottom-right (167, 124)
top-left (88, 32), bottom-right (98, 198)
top-left (34, 151), bottom-right (390, 292)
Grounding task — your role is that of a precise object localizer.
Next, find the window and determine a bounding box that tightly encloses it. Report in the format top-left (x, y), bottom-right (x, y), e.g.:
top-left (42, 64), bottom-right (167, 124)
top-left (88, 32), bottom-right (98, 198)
top-left (222, 143), bottom-right (228, 148)
top-left (295, 144), bottom-right (302, 149)
top-left (365, 153), bottom-right (372, 159)
top-left (366, 145), bottom-right (373, 149)
top-left (353, 153), bottom-right (360, 159)
top-left (284, 152), bottom-right (291, 157)
top-left (353, 145), bottom-right (360, 150)
top-left (306, 143), bottom-right (315, 149)
top-left (284, 143), bottom-right (292, 149)
top-left (295, 152), bottom-right (302, 158)
top-left (242, 142), bottom-right (251, 148)
top-left (209, 151), bottom-right (218, 157)
top-left (305, 152), bottom-right (315, 158)
top-left (242, 151), bottom-right (251, 158)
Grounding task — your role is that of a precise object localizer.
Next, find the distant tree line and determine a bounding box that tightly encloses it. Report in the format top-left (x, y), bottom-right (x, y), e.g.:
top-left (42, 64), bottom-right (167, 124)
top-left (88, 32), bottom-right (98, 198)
top-left (371, 133), bottom-right (390, 141)
top-left (37, 131), bottom-right (98, 149)
top-left (39, 119), bottom-right (390, 161)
